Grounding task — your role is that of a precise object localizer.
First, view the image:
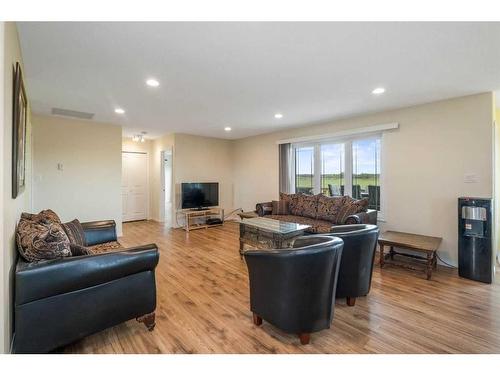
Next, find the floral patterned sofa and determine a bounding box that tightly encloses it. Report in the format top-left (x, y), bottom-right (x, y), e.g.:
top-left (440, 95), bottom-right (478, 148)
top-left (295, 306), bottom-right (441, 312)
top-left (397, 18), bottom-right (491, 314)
top-left (255, 192), bottom-right (377, 234)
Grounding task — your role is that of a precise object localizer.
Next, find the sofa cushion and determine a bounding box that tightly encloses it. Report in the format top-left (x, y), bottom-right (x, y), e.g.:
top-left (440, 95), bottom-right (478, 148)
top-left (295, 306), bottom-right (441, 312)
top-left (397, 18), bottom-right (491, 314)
top-left (316, 194), bottom-right (345, 223)
top-left (279, 192), bottom-right (298, 204)
top-left (279, 192), bottom-right (301, 215)
top-left (62, 219), bottom-right (86, 246)
top-left (336, 197), bottom-right (369, 224)
top-left (267, 214), bottom-right (333, 234)
top-left (87, 241), bottom-right (124, 254)
top-left (272, 200), bottom-right (289, 215)
top-left (16, 217), bottom-right (71, 262)
top-left (289, 193), bottom-right (318, 219)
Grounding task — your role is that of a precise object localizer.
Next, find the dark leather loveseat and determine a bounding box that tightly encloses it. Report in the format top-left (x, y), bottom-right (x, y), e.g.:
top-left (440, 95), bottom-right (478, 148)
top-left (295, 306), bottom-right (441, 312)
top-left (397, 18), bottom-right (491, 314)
top-left (13, 220), bottom-right (159, 353)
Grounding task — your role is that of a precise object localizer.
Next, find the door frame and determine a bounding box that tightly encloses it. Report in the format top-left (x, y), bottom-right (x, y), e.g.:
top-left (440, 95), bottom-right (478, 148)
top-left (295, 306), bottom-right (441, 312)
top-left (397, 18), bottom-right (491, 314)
top-left (121, 151), bottom-right (150, 222)
top-left (159, 147), bottom-right (173, 226)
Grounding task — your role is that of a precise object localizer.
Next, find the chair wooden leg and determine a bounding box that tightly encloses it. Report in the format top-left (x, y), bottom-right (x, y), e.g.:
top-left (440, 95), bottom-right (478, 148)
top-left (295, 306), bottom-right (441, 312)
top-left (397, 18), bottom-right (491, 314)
top-left (136, 312), bottom-right (156, 331)
top-left (252, 312), bottom-right (262, 326)
top-left (346, 297), bottom-right (356, 306)
top-left (298, 333), bottom-right (310, 345)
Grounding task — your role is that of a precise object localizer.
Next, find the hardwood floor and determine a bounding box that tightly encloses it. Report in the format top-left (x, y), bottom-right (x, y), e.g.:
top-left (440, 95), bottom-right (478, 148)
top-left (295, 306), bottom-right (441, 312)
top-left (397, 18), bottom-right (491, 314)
top-left (61, 220), bottom-right (500, 354)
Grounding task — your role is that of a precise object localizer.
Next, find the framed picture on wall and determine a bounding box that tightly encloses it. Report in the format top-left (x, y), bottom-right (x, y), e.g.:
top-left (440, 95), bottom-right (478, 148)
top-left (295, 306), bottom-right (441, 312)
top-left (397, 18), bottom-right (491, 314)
top-left (12, 62), bottom-right (27, 199)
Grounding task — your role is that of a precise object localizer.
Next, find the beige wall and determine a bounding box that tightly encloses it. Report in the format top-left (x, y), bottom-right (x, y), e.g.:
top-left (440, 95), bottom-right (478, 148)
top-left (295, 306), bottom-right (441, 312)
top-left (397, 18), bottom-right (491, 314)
top-left (173, 134), bottom-right (234, 214)
top-left (32, 115), bottom-right (123, 235)
top-left (140, 133), bottom-right (233, 226)
top-left (1, 22), bottom-right (33, 353)
top-left (233, 93), bottom-right (495, 266)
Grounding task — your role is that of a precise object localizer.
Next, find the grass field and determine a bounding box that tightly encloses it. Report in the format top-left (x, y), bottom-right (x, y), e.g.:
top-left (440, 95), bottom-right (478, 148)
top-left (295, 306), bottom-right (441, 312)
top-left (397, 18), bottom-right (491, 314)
top-left (296, 174), bottom-right (379, 194)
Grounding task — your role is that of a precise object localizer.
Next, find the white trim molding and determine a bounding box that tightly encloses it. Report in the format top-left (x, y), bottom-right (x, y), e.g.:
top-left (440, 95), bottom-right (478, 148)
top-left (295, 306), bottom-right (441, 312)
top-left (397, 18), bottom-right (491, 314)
top-left (277, 122), bottom-right (399, 145)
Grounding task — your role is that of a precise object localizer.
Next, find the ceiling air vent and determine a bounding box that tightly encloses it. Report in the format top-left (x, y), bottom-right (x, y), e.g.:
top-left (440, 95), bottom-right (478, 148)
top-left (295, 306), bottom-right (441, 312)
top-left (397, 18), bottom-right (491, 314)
top-left (51, 107), bottom-right (95, 120)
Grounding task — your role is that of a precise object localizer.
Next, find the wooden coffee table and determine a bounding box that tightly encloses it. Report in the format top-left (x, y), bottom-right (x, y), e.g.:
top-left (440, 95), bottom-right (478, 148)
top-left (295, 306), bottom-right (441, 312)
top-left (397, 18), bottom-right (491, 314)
top-left (239, 217), bottom-right (311, 257)
top-left (378, 231), bottom-right (443, 280)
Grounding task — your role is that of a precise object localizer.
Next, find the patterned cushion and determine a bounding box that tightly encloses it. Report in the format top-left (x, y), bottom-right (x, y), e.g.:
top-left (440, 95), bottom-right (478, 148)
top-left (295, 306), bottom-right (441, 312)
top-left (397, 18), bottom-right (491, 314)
top-left (279, 192), bottom-right (298, 204)
top-left (289, 193), bottom-right (318, 219)
top-left (336, 197), bottom-right (369, 224)
top-left (16, 217), bottom-right (71, 262)
top-left (316, 194), bottom-right (345, 223)
top-left (267, 215), bottom-right (333, 234)
top-left (86, 241), bottom-right (123, 254)
top-left (21, 209), bottom-right (61, 224)
top-left (62, 219), bottom-right (86, 246)
top-left (272, 200), bottom-right (289, 215)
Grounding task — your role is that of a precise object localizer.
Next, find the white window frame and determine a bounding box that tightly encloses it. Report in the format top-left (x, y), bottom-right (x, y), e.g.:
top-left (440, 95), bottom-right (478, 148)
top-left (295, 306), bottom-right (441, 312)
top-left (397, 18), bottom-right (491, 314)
top-left (292, 133), bottom-right (384, 220)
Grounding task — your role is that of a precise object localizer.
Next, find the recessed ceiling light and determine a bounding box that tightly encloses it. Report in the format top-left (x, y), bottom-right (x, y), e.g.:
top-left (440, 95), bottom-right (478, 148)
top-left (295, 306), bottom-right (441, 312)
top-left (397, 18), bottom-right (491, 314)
top-left (224, 126), bottom-right (232, 132)
top-left (372, 87), bottom-right (386, 95)
top-left (146, 78), bottom-right (160, 87)
top-left (115, 108), bottom-right (125, 114)
top-left (274, 113), bottom-right (283, 119)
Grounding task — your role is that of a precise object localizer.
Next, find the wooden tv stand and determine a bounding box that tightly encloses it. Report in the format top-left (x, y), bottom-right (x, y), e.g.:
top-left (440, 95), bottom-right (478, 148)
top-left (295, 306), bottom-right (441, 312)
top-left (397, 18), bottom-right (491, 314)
top-left (181, 208), bottom-right (224, 232)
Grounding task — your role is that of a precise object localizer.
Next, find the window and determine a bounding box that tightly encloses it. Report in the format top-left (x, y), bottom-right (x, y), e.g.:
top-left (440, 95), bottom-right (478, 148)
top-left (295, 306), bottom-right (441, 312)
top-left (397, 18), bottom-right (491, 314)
top-left (294, 146), bottom-right (314, 194)
top-left (320, 143), bottom-right (344, 196)
top-left (292, 135), bottom-right (382, 212)
top-left (352, 138), bottom-right (381, 210)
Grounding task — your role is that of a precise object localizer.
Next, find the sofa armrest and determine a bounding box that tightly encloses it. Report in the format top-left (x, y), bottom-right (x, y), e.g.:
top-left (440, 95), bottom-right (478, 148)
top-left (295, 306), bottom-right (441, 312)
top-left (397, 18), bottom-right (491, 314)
top-left (255, 202), bottom-right (273, 216)
top-left (15, 244), bottom-right (159, 305)
top-left (344, 209), bottom-right (378, 225)
top-left (82, 220), bottom-right (117, 245)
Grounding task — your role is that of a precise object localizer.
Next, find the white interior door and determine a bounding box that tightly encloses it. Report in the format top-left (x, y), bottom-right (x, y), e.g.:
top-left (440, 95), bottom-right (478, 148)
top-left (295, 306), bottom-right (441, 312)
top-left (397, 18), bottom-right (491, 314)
top-left (122, 152), bottom-right (148, 222)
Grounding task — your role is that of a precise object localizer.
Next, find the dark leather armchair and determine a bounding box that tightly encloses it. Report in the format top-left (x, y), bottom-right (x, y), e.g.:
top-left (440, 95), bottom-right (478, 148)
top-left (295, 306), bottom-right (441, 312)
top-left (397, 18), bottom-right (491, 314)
top-left (244, 236), bottom-right (343, 344)
top-left (327, 224), bottom-right (379, 306)
top-left (13, 220), bottom-right (159, 353)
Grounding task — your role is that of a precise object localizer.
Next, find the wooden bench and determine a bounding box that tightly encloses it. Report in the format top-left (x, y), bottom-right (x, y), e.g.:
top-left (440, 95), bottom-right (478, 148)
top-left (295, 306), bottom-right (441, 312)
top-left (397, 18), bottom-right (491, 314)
top-left (378, 231), bottom-right (443, 280)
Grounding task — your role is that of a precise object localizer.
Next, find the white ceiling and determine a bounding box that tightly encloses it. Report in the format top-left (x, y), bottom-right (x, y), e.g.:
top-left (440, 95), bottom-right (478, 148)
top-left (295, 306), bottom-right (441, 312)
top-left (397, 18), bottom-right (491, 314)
top-left (17, 22), bottom-right (500, 139)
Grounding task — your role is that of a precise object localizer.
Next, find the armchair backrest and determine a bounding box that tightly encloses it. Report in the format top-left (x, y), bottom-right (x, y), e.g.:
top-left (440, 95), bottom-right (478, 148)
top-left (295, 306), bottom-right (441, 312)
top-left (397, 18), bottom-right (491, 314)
top-left (323, 224), bottom-right (379, 298)
top-left (368, 185), bottom-right (380, 210)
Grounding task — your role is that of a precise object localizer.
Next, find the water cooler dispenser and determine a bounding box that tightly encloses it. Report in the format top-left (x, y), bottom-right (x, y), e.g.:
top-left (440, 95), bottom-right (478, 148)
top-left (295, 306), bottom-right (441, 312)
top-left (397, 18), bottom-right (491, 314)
top-left (458, 197), bottom-right (493, 283)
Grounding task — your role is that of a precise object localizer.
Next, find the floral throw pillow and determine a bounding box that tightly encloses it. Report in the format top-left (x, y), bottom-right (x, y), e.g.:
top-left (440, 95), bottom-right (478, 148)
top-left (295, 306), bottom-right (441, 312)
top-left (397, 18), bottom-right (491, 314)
top-left (16, 215), bottom-right (71, 262)
top-left (272, 200), bottom-right (290, 215)
top-left (316, 194), bottom-right (345, 223)
top-left (336, 197), bottom-right (369, 224)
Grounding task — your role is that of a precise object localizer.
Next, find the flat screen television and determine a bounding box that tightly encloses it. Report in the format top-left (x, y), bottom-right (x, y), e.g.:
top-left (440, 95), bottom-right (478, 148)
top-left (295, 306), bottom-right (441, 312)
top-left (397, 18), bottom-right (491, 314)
top-left (181, 182), bottom-right (219, 209)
